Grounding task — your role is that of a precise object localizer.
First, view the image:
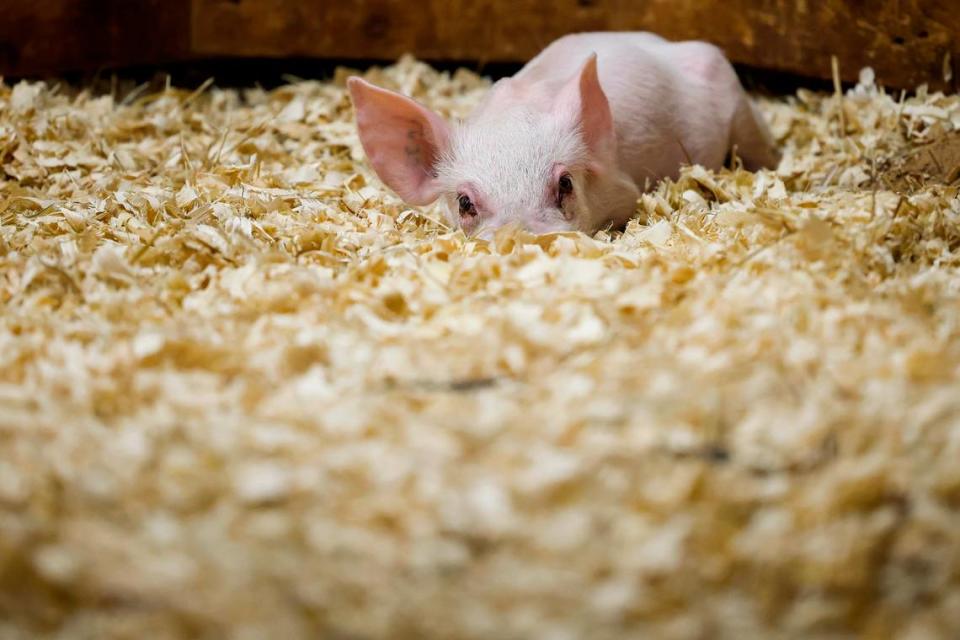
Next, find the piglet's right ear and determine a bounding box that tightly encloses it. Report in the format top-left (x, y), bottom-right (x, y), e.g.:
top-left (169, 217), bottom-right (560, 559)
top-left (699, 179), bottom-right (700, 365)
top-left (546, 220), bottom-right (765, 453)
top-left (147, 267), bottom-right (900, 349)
top-left (347, 77), bottom-right (450, 205)
top-left (555, 54), bottom-right (615, 162)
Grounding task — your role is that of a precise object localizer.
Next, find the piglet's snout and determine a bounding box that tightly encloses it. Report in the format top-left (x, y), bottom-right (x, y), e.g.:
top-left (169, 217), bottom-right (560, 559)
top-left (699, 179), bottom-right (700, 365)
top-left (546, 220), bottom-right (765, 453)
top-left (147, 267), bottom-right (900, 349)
top-left (485, 216), bottom-right (571, 240)
top-left (522, 211), bottom-right (574, 235)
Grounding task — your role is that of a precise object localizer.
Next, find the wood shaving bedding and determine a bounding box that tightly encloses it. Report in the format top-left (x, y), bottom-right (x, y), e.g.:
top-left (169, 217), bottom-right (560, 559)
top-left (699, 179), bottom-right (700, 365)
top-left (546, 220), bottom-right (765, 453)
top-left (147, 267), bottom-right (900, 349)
top-left (1, 56), bottom-right (959, 639)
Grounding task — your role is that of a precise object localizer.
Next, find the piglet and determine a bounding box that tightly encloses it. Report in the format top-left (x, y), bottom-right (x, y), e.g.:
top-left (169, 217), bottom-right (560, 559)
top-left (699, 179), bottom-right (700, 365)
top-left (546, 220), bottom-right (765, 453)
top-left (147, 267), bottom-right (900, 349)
top-left (348, 32), bottom-right (779, 237)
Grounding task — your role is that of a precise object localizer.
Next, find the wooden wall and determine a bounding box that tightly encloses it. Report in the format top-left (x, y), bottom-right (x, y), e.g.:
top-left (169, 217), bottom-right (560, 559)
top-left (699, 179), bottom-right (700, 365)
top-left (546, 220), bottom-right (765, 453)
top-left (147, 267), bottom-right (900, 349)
top-left (1, 0), bottom-right (957, 91)
top-left (0, 1), bottom-right (189, 78)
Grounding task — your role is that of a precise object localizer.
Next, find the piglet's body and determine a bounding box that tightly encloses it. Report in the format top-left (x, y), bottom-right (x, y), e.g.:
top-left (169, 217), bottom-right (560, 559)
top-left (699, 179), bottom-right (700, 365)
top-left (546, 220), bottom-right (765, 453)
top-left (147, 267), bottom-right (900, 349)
top-left (349, 32), bottom-right (779, 237)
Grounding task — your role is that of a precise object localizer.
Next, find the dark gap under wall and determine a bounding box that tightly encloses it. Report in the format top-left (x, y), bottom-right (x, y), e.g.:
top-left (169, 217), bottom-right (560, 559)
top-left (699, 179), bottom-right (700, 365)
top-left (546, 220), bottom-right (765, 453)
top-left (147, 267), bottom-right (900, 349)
top-left (6, 56), bottom-right (841, 102)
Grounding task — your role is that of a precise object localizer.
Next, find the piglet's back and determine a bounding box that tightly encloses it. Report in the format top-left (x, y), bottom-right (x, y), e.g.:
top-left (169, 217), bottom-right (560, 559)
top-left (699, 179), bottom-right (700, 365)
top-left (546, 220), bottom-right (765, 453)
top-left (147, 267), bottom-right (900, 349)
top-left (499, 32), bottom-right (764, 184)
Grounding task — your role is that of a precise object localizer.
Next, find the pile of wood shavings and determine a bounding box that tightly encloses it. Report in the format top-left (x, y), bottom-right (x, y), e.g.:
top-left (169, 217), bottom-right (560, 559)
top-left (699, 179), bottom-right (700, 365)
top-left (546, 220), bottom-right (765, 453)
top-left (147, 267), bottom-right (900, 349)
top-left (1, 57), bottom-right (960, 639)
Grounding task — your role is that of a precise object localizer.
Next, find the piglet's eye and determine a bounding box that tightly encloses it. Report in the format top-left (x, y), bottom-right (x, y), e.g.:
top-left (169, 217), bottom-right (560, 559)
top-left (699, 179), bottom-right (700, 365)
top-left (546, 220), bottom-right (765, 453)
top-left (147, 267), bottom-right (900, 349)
top-left (557, 173), bottom-right (573, 206)
top-left (458, 194), bottom-right (476, 216)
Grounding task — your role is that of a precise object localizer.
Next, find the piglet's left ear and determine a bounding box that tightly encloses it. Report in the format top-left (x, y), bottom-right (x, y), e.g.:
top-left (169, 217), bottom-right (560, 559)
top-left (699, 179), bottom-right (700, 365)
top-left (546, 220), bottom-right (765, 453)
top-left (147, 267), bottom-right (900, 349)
top-left (347, 76), bottom-right (450, 206)
top-left (555, 53), bottom-right (615, 160)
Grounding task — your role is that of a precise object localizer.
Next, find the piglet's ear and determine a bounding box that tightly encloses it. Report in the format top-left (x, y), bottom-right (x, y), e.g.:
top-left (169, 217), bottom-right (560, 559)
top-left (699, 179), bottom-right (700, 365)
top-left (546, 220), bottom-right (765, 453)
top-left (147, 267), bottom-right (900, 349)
top-left (347, 77), bottom-right (450, 205)
top-left (555, 53), bottom-right (615, 160)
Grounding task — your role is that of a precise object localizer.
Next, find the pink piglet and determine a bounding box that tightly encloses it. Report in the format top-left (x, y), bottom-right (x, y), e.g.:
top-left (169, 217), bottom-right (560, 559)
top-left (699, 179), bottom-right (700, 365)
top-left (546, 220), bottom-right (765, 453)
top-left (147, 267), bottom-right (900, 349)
top-left (349, 32), bottom-right (780, 237)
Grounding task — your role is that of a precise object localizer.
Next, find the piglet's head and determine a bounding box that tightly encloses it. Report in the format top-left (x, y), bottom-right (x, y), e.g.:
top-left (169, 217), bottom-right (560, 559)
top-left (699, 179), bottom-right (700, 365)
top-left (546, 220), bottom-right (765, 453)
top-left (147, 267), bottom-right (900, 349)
top-left (348, 55), bottom-right (638, 237)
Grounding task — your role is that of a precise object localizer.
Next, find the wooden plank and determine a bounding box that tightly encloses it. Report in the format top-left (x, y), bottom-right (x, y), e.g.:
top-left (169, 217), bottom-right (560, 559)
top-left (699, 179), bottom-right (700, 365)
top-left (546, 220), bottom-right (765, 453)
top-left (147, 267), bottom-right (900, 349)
top-left (190, 0), bottom-right (958, 91)
top-left (1, 0), bottom-right (956, 91)
top-left (0, 0), bottom-right (190, 78)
